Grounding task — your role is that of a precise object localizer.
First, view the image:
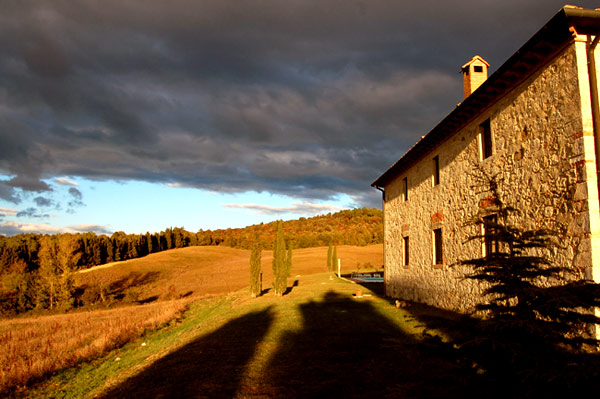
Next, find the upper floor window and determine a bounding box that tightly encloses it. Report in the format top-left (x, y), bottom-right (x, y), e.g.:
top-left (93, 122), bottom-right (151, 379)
top-left (402, 177), bottom-right (408, 201)
top-left (483, 214), bottom-right (499, 257)
top-left (432, 156), bottom-right (440, 186)
top-left (480, 119), bottom-right (493, 159)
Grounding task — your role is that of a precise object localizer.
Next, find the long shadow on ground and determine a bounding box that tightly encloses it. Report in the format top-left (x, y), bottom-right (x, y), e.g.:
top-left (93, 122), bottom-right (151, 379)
top-left (406, 305), bottom-right (600, 398)
top-left (263, 291), bottom-right (469, 399)
top-left (100, 308), bottom-right (273, 399)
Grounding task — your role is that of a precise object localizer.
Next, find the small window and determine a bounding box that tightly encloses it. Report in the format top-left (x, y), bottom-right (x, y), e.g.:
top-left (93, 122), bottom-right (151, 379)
top-left (480, 119), bottom-right (492, 159)
top-left (403, 236), bottom-right (409, 266)
top-left (402, 177), bottom-right (408, 201)
top-left (474, 65), bottom-right (483, 73)
top-left (432, 156), bottom-right (440, 186)
top-left (433, 228), bottom-right (443, 265)
top-left (483, 214), bottom-right (498, 257)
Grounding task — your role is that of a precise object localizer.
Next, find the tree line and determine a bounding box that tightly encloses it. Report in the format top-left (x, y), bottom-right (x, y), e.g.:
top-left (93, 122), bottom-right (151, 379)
top-left (0, 227), bottom-right (196, 315)
top-left (0, 208), bottom-right (382, 274)
top-left (0, 227), bottom-right (199, 274)
top-left (204, 208), bottom-right (383, 250)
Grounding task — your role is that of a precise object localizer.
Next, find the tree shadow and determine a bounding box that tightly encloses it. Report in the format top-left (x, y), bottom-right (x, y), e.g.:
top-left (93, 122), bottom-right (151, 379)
top-left (263, 291), bottom-right (472, 398)
top-left (404, 304), bottom-right (600, 398)
top-left (136, 295), bottom-right (159, 305)
top-left (100, 307), bottom-right (274, 399)
top-left (282, 280), bottom-right (299, 296)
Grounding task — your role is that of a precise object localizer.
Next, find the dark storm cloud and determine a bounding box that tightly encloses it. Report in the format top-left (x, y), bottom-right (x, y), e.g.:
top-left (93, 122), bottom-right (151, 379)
top-left (0, 1), bottom-right (596, 207)
top-left (0, 182), bottom-right (19, 203)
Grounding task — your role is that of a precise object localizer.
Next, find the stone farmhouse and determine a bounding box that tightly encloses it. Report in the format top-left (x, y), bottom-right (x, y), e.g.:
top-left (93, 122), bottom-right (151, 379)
top-left (371, 5), bottom-right (600, 312)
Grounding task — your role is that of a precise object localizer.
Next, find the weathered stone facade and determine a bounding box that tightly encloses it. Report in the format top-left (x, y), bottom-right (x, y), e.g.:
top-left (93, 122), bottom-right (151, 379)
top-left (374, 9), bottom-right (600, 313)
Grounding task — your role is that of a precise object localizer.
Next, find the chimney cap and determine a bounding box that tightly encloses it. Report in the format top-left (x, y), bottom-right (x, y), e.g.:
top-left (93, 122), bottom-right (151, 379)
top-left (460, 55), bottom-right (490, 73)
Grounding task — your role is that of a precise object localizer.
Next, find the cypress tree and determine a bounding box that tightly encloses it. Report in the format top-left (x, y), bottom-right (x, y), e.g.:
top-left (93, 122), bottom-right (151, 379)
top-left (250, 238), bottom-right (262, 297)
top-left (452, 166), bottom-right (600, 391)
top-left (272, 221), bottom-right (287, 296)
top-left (332, 246), bottom-right (338, 274)
top-left (327, 242), bottom-right (333, 272)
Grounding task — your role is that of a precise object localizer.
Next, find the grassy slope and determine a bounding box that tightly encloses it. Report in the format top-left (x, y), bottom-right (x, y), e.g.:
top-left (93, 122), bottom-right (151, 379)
top-left (23, 272), bottom-right (462, 399)
top-left (75, 244), bottom-right (383, 306)
top-left (4, 245), bottom-right (384, 396)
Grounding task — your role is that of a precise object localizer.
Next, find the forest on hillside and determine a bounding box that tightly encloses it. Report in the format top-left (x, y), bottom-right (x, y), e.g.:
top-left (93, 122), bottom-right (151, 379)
top-left (0, 208), bottom-right (382, 315)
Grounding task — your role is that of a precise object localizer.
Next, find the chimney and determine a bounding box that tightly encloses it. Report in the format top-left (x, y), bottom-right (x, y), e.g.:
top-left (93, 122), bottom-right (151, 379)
top-left (460, 55), bottom-right (490, 99)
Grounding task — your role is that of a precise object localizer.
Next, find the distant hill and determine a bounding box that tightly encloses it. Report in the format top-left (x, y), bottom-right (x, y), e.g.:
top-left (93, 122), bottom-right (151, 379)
top-left (75, 244), bottom-right (383, 308)
top-left (198, 208), bottom-right (383, 249)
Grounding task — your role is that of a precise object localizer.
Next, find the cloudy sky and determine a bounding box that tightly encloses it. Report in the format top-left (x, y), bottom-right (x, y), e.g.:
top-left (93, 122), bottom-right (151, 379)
top-left (0, 1), bottom-right (597, 235)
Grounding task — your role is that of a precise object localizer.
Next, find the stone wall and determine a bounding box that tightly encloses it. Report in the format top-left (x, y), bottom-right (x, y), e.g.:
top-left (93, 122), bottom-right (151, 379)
top-left (382, 41), bottom-right (598, 312)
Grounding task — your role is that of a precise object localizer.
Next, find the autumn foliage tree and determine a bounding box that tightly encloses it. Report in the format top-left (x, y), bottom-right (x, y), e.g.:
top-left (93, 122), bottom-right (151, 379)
top-left (37, 235), bottom-right (78, 310)
top-left (0, 260), bottom-right (33, 315)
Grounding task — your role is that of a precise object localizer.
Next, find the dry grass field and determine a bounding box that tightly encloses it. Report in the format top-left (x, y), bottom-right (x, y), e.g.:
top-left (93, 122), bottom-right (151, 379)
top-left (0, 300), bottom-right (188, 395)
top-left (75, 244), bottom-right (383, 305)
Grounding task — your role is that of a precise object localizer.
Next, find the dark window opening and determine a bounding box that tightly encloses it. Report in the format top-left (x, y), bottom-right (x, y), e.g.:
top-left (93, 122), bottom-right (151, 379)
top-left (433, 228), bottom-right (443, 265)
top-left (483, 214), bottom-right (499, 256)
top-left (481, 119), bottom-right (492, 159)
top-left (433, 156), bottom-right (440, 186)
top-left (474, 65), bottom-right (484, 73)
top-left (403, 236), bottom-right (409, 266)
top-left (402, 177), bottom-right (408, 201)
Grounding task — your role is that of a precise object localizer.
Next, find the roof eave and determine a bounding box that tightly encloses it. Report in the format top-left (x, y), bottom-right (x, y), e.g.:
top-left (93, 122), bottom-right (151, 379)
top-left (372, 6), bottom-right (600, 189)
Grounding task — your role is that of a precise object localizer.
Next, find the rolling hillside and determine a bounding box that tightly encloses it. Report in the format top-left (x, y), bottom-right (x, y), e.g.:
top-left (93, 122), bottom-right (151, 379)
top-left (2, 244), bottom-right (383, 395)
top-left (75, 244), bottom-right (383, 308)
